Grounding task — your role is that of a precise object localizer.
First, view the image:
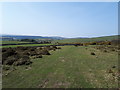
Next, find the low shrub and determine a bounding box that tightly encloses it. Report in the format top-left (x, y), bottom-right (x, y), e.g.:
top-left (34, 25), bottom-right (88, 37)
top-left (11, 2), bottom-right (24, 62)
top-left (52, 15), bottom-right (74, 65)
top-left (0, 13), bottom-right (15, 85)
top-left (2, 45), bottom-right (62, 66)
top-left (13, 55), bottom-right (32, 66)
top-left (41, 49), bottom-right (51, 55)
top-left (4, 56), bottom-right (17, 65)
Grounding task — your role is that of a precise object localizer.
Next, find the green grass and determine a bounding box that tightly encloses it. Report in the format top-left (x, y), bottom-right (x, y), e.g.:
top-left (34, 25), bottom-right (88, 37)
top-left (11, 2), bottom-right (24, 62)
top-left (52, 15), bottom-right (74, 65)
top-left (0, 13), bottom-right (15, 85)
top-left (53, 35), bottom-right (118, 43)
top-left (3, 46), bottom-right (118, 88)
top-left (1, 44), bottom-right (53, 48)
top-left (1, 41), bottom-right (32, 44)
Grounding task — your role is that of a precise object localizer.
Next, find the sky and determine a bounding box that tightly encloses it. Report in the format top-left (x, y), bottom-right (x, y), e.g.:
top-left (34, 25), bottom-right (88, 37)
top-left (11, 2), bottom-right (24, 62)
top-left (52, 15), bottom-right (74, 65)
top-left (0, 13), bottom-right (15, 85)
top-left (0, 2), bottom-right (118, 38)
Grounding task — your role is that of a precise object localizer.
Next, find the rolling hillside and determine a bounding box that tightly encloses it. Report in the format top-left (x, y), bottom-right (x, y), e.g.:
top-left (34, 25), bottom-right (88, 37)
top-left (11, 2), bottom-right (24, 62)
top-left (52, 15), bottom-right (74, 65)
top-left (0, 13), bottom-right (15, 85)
top-left (53, 35), bottom-right (119, 43)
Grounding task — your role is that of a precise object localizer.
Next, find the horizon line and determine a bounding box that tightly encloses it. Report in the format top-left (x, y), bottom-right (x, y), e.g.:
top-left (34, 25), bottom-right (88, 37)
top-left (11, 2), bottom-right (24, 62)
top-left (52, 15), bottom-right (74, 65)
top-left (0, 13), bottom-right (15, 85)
top-left (0, 33), bottom-right (119, 38)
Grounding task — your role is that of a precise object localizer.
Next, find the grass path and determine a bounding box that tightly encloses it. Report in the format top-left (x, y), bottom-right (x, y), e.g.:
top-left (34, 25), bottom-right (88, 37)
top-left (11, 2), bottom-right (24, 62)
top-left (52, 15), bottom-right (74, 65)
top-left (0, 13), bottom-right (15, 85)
top-left (3, 46), bottom-right (118, 88)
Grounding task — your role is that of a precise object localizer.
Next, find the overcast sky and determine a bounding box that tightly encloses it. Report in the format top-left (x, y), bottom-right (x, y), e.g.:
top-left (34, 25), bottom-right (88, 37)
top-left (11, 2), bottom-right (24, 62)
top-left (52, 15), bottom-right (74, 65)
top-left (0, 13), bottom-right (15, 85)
top-left (1, 2), bottom-right (118, 38)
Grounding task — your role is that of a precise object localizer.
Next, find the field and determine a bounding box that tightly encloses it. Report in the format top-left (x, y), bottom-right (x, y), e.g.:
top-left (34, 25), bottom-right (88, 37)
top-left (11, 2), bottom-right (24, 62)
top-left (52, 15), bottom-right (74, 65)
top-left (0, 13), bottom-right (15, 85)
top-left (1, 43), bottom-right (53, 48)
top-left (1, 41), bottom-right (32, 44)
top-left (53, 35), bottom-right (118, 43)
top-left (2, 45), bottom-right (118, 88)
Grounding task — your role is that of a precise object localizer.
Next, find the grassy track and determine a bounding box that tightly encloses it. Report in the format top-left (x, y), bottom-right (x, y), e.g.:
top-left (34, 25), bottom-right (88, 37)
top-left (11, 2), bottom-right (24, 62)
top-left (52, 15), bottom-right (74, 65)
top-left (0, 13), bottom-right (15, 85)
top-left (3, 46), bottom-right (118, 88)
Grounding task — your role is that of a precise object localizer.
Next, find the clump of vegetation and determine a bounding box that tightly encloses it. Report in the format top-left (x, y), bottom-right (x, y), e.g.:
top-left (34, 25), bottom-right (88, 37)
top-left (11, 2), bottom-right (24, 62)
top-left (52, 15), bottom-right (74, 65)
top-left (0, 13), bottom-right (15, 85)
top-left (4, 56), bottom-right (18, 65)
top-left (40, 49), bottom-right (51, 55)
top-left (95, 45), bottom-right (119, 53)
top-left (13, 55), bottom-right (32, 66)
top-left (111, 39), bottom-right (120, 46)
top-left (57, 41), bottom-right (112, 47)
top-left (31, 55), bottom-right (42, 59)
top-left (2, 45), bottom-right (62, 66)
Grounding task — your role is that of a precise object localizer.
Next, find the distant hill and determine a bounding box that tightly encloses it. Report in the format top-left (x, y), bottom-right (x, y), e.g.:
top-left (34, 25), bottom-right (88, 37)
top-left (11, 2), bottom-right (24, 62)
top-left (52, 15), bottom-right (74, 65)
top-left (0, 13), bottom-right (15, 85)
top-left (1, 34), bottom-right (65, 40)
top-left (0, 37), bottom-right (14, 41)
top-left (53, 35), bottom-right (119, 43)
top-left (1, 34), bottom-right (119, 43)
